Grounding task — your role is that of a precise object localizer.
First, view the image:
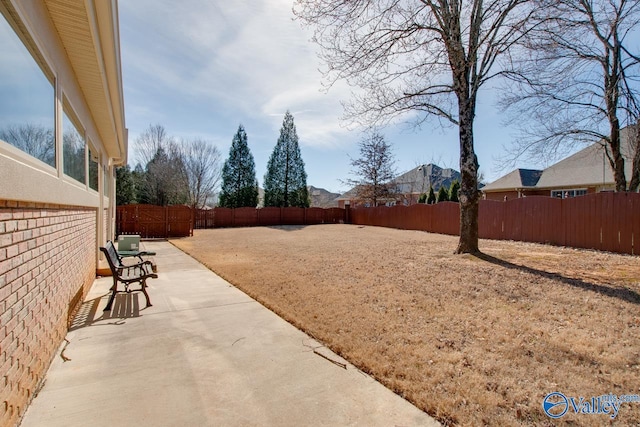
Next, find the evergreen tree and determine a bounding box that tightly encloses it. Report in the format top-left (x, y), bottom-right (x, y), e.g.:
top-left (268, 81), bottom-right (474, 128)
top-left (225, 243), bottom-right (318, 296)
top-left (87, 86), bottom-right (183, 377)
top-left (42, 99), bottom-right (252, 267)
top-left (418, 193), bottom-right (427, 204)
top-left (132, 163), bottom-right (146, 203)
top-left (264, 111), bottom-right (309, 207)
top-left (436, 186), bottom-right (449, 203)
top-left (426, 186), bottom-right (436, 205)
top-left (449, 180), bottom-right (460, 203)
top-left (219, 125), bottom-right (259, 208)
top-left (116, 165), bottom-right (136, 205)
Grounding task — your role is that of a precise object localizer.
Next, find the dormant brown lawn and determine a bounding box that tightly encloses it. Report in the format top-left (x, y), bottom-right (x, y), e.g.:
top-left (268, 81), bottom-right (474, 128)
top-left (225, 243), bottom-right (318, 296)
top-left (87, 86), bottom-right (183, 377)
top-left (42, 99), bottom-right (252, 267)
top-left (171, 225), bottom-right (640, 426)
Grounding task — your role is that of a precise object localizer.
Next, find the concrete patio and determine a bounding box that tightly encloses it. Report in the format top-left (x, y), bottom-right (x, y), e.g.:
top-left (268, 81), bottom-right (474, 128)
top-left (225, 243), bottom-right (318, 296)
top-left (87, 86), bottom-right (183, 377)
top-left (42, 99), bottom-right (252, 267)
top-left (20, 241), bottom-right (439, 426)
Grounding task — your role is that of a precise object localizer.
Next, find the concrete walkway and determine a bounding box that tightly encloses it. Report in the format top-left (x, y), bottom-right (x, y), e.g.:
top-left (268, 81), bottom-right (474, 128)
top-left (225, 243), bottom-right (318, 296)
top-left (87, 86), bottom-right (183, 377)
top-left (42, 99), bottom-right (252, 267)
top-left (20, 241), bottom-right (439, 427)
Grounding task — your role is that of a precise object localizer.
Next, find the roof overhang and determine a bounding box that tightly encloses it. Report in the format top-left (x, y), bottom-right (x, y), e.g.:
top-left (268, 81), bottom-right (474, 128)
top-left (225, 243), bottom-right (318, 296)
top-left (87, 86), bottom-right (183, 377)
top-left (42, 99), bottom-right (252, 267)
top-left (45, 0), bottom-right (127, 164)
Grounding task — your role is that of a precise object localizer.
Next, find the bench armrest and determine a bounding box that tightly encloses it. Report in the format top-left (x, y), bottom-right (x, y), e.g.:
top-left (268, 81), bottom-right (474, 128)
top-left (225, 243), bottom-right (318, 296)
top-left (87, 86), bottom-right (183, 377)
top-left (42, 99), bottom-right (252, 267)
top-left (119, 258), bottom-right (153, 269)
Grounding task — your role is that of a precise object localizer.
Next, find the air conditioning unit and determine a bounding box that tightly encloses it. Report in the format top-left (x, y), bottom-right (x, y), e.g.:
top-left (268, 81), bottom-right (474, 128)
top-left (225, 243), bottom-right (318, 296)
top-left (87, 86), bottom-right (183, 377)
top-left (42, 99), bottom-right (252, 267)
top-left (118, 234), bottom-right (140, 252)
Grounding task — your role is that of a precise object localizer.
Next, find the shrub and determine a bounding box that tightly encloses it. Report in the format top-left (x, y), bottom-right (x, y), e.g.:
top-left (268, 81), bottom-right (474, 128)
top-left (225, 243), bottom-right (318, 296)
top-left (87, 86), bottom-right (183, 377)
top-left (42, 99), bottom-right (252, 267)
top-left (449, 180), bottom-right (460, 202)
top-left (426, 186), bottom-right (436, 204)
top-left (436, 186), bottom-right (449, 203)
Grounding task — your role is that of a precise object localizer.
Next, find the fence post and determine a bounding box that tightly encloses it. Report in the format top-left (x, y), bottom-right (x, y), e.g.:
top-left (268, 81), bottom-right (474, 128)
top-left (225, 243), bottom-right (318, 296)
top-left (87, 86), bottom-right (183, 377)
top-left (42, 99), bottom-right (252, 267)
top-left (165, 205), bottom-right (169, 238)
top-left (190, 207), bottom-right (194, 236)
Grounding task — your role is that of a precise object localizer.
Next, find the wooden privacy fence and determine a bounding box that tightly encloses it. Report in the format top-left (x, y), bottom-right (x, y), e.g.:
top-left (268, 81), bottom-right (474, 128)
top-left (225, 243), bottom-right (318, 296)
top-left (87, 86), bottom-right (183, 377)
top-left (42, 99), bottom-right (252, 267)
top-left (119, 194), bottom-right (640, 254)
top-left (117, 204), bottom-right (194, 238)
top-left (195, 207), bottom-right (347, 228)
top-left (350, 202), bottom-right (460, 236)
top-left (350, 193), bottom-right (640, 255)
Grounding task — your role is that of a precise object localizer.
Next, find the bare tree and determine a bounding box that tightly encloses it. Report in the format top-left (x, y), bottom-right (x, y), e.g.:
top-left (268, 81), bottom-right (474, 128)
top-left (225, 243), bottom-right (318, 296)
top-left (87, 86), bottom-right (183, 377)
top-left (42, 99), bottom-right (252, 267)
top-left (181, 138), bottom-right (223, 208)
top-left (134, 124), bottom-right (175, 167)
top-left (501, 0), bottom-right (640, 191)
top-left (0, 123), bottom-right (55, 166)
top-left (132, 125), bottom-right (224, 207)
top-left (141, 144), bottom-right (189, 206)
top-left (345, 133), bottom-right (397, 206)
top-left (134, 124), bottom-right (189, 206)
top-left (295, 0), bottom-right (535, 253)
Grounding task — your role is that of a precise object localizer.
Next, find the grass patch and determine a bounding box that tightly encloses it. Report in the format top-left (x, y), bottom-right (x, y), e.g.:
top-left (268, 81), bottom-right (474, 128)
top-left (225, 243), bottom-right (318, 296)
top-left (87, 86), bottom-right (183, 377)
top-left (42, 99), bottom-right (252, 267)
top-left (172, 224), bottom-right (640, 426)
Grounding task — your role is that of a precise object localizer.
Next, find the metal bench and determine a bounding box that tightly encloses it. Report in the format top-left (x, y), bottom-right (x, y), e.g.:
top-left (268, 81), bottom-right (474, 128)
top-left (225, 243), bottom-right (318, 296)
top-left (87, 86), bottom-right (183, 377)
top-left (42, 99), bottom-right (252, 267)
top-left (100, 240), bottom-right (157, 311)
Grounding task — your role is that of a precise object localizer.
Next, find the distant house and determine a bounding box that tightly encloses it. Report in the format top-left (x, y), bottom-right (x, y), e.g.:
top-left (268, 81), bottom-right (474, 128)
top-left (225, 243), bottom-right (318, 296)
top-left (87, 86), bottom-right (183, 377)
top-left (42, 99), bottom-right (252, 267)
top-left (0, 1), bottom-right (126, 424)
top-left (337, 164), bottom-right (461, 208)
top-left (480, 169), bottom-right (546, 201)
top-left (483, 128), bottom-right (638, 201)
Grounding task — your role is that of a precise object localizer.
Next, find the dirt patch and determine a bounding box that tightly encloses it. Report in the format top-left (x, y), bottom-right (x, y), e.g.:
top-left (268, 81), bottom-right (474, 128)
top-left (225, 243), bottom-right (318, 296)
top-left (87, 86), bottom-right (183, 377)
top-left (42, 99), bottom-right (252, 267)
top-left (172, 224), bottom-right (640, 426)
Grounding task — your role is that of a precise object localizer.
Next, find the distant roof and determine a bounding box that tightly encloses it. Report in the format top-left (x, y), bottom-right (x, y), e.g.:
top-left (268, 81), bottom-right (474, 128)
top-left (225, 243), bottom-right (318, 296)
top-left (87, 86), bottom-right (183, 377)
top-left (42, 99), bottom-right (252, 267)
top-left (482, 169), bottom-right (543, 191)
top-left (520, 169), bottom-right (544, 187)
top-left (484, 126), bottom-right (637, 192)
top-left (535, 135), bottom-right (633, 188)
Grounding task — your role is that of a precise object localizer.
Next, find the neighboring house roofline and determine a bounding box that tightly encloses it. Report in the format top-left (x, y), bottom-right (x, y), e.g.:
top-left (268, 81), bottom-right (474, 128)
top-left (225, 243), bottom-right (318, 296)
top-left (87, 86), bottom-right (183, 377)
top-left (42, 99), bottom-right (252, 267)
top-left (481, 168), bottom-right (543, 192)
top-left (484, 126), bottom-right (637, 193)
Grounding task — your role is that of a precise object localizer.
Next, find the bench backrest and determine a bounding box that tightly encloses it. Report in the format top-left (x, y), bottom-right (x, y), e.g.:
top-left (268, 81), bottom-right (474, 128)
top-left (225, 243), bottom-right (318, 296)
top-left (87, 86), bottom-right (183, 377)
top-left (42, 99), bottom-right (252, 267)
top-left (100, 241), bottom-right (122, 274)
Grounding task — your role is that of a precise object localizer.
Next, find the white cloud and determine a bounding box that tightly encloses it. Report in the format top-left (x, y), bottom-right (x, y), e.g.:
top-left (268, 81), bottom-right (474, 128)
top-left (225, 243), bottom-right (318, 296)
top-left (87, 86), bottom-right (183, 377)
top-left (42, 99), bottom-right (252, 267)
top-left (120, 0), bottom-right (352, 149)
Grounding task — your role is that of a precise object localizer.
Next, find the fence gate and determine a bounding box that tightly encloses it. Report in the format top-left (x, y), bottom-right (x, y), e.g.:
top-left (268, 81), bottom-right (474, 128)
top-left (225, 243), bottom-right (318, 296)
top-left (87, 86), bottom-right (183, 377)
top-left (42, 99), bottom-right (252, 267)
top-left (116, 204), bottom-right (194, 238)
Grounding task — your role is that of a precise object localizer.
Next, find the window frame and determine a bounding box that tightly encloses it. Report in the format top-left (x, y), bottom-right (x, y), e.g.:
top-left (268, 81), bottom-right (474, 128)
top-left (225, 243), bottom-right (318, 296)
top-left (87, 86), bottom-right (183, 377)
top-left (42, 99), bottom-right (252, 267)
top-left (0, 3), bottom-right (57, 174)
top-left (550, 188), bottom-right (588, 199)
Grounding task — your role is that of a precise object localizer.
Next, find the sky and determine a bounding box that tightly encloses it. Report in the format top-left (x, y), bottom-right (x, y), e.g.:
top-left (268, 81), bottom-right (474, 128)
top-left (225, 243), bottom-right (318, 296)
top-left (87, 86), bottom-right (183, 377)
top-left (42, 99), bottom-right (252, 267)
top-left (118, 0), bottom-right (539, 194)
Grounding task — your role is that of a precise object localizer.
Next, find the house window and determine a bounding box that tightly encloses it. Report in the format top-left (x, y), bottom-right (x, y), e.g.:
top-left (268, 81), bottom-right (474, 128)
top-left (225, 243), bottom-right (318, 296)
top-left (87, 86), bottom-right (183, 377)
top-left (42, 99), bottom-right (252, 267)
top-left (0, 10), bottom-right (55, 167)
top-left (551, 189), bottom-right (587, 199)
top-left (63, 107), bottom-right (86, 184)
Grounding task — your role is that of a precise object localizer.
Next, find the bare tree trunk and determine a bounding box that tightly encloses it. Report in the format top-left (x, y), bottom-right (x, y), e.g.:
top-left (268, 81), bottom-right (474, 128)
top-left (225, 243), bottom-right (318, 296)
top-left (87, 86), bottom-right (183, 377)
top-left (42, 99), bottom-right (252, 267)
top-left (294, 0), bottom-right (534, 252)
top-left (629, 123), bottom-right (640, 192)
top-left (455, 96), bottom-right (480, 254)
top-left (608, 125), bottom-right (627, 192)
top-left (605, 69), bottom-right (627, 191)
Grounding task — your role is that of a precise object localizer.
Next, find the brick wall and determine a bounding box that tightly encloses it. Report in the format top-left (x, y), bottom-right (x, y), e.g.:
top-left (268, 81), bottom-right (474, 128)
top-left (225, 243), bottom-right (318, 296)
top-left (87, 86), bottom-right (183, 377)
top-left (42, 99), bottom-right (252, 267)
top-left (0, 200), bottom-right (96, 427)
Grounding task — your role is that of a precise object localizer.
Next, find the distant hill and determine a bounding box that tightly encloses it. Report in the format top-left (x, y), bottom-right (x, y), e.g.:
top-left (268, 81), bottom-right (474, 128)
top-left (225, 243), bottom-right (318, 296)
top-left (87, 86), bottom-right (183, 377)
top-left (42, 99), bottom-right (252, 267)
top-left (308, 186), bottom-right (340, 208)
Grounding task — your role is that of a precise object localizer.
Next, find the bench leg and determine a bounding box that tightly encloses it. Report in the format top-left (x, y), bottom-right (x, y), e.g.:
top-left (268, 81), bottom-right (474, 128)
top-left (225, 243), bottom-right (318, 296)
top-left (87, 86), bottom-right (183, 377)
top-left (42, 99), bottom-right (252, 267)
top-left (140, 279), bottom-right (152, 308)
